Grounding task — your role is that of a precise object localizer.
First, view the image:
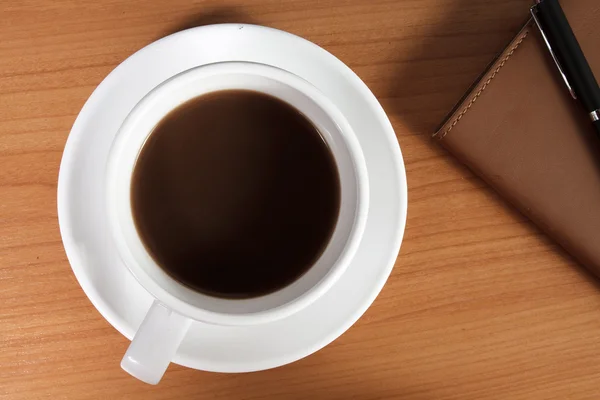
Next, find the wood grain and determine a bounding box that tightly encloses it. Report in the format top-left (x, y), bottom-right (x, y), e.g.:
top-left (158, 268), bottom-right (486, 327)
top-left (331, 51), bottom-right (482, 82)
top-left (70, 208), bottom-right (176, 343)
top-left (2, 0), bottom-right (600, 398)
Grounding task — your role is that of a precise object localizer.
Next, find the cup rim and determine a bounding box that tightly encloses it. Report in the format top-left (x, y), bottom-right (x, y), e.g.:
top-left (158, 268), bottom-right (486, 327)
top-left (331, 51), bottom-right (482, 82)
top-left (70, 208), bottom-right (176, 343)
top-left (106, 61), bottom-right (369, 326)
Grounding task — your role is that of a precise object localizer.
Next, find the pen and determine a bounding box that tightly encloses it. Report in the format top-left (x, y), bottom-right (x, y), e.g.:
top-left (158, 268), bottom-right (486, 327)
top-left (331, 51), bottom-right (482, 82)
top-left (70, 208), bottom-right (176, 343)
top-left (531, 0), bottom-right (600, 135)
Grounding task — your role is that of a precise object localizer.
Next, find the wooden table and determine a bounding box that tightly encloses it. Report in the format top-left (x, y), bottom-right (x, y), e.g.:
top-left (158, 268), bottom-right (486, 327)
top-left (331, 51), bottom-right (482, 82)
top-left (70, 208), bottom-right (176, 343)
top-left (3, 0), bottom-right (600, 398)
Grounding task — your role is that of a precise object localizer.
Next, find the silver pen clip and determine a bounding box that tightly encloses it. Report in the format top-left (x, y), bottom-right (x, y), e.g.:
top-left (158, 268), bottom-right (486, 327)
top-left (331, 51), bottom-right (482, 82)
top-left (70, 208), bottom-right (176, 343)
top-left (530, 2), bottom-right (577, 99)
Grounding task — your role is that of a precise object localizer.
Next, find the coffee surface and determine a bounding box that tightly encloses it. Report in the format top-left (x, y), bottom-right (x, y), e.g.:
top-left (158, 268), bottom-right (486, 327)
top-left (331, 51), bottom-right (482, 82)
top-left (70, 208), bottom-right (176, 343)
top-left (131, 90), bottom-right (341, 298)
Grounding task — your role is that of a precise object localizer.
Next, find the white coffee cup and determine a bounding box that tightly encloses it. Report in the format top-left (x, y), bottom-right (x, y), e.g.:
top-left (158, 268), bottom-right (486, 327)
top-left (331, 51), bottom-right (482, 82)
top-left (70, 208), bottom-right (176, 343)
top-left (106, 62), bottom-right (369, 384)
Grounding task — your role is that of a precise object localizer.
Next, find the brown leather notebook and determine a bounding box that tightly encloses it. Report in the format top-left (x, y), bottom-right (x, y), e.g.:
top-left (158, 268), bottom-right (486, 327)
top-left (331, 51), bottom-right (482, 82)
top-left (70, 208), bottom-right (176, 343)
top-left (434, 0), bottom-right (600, 276)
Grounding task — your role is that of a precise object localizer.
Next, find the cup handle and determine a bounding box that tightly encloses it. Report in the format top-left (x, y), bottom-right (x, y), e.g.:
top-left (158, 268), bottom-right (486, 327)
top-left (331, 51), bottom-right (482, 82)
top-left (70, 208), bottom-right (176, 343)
top-left (121, 300), bottom-right (192, 384)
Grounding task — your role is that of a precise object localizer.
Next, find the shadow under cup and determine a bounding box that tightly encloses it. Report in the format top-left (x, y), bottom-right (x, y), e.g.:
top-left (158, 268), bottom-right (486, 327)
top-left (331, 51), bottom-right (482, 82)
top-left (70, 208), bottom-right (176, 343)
top-left (107, 62), bottom-right (369, 326)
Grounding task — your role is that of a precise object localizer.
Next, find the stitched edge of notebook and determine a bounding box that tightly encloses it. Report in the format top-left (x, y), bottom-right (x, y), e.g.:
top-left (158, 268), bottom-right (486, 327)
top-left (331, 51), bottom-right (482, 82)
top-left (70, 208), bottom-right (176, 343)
top-left (433, 29), bottom-right (530, 140)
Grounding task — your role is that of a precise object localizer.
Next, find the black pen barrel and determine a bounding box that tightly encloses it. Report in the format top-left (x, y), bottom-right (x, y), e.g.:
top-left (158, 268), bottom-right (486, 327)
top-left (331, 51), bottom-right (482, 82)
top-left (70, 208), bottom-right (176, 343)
top-left (537, 0), bottom-right (600, 112)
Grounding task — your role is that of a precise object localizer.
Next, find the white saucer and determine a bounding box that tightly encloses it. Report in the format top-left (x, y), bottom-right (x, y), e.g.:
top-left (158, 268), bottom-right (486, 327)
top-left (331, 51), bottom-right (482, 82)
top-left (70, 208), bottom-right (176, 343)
top-left (57, 24), bottom-right (407, 373)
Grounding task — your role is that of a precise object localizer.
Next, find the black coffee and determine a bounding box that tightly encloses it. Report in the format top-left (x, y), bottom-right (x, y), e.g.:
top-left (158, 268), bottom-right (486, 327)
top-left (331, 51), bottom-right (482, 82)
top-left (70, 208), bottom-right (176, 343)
top-left (131, 90), bottom-right (341, 299)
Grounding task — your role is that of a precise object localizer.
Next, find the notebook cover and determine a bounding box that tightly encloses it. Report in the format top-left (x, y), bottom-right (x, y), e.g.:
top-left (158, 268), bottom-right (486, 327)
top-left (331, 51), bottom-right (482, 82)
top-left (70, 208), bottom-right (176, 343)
top-left (434, 0), bottom-right (600, 276)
